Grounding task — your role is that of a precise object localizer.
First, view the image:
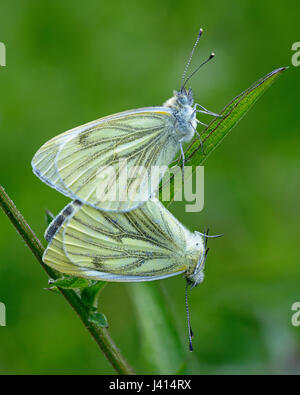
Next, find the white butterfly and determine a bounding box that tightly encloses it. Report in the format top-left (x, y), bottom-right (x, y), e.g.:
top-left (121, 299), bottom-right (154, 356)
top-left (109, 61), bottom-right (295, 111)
top-left (43, 197), bottom-right (208, 286)
top-left (32, 29), bottom-right (219, 212)
top-left (43, 196), bottom-right (213, 350)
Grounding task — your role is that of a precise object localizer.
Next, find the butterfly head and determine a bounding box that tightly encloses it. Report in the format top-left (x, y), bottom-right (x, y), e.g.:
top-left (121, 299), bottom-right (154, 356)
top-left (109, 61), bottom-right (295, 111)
top-left (184, 231), bottom-right (207, 288)
top-left (176, 87), bottom-right (194, 106)
top-left (163, 87), bottom-right (194, 111)
top-left (187, 249), bottom-right (208, 288)
top-left (187, 230), bottom-right (223, 288)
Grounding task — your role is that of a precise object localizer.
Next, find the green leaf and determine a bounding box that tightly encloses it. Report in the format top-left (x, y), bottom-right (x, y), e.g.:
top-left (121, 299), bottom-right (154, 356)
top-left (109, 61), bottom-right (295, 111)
top-left (163, 67), bottom-right (287, 204)
top-left (44, 286), bottom-right (61, 294)
top-left (88, 311), bottom-right (109, 328)
top-left (48, 276), bottom-right (90, 289)
top-left (81, 281), bottom-right (106, 309)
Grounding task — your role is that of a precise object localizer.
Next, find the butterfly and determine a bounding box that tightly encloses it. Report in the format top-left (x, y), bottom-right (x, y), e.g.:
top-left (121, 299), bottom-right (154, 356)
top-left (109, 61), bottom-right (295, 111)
top-left (32, 28), bottom-right (219, 212)
top-left (43, 196), bottom-right (214, 350)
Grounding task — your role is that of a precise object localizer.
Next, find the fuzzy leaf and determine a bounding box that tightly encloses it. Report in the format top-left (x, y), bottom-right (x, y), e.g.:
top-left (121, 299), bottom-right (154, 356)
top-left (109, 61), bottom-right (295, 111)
top-left (88, 312), bottom-right (109, 328)
top-left (44, 286), bottom-right (61, 294)
top-left (48, 276), bottom-right (89, 289)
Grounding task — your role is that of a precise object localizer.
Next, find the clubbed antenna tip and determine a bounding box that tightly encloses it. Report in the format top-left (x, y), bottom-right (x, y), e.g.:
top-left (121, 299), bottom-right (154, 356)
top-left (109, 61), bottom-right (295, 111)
top-left (181, 28), bottom-right (204, 89)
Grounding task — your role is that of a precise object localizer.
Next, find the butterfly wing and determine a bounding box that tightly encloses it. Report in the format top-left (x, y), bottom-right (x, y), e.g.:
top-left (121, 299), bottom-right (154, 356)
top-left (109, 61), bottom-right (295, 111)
top-left (32, 107), bottom-right (178, 212)
top-left (43, 198), bottom-right (191, 281)
top-left (32, 130), bottom-right (75, 195)
top-left (32, 118), bottom-right (105, 196)
top-left (43, 201), bottom-right (82, 275)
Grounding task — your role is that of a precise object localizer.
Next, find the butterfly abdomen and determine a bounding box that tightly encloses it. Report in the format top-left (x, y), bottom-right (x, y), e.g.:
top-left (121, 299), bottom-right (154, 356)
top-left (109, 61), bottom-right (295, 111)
top-left (44, 200), bottom-right (82, 242)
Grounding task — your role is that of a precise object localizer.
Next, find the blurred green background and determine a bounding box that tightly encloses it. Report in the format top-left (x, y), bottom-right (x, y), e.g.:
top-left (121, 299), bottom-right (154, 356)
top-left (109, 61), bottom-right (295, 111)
top-left (0, 0), bottom-right (299, 374)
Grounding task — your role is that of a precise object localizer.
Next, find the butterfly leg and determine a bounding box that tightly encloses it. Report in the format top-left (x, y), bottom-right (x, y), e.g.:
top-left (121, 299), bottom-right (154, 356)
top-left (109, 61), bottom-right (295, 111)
top-left (190, 121), bottom-right (205, 156)
top-left (193, 104), bottom-right (221, 156)
top-left (194, 103), bottom-right (223, 118)
top-left (196, 119), bottom-right (208, 127)
top-left (179, 139), bottom-right (185, 181)
top-left (172, 153), bottom-right (183, 168)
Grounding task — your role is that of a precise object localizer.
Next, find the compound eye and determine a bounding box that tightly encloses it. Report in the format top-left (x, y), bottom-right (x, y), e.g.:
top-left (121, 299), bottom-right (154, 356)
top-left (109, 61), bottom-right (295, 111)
top-left (180, 96), bottom-right (188, 105)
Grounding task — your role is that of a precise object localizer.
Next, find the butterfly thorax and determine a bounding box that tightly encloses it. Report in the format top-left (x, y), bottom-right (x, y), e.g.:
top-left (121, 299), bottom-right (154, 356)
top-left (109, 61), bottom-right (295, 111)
top-left (164, 88), bottom-right (197, 143)
top-left (184, 232), bottom-right (206, 287)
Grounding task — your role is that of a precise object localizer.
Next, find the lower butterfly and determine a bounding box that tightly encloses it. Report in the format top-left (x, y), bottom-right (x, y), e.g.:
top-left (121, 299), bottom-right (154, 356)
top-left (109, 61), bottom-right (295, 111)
top-left (43, 197), bottom-right (214, 350)
top-left (44, 197), bottom-right (207, 284)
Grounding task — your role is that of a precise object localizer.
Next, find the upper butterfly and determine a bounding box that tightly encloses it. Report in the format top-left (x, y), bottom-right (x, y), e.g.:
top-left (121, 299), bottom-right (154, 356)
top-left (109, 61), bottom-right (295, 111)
top-left (32, 28), bottom-right (219, 212)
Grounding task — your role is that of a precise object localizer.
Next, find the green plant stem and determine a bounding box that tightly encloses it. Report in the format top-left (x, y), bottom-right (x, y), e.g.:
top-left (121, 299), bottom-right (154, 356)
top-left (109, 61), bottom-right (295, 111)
top-left (0, 184), bottom-right (135, 375)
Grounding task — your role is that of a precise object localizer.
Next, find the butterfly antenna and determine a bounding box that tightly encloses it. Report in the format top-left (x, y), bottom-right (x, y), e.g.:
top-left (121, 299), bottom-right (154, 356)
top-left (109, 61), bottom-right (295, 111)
top-left (185, 282), bottom-right (194, 352)
top-left (181, 28), bottom-right (203, 90)
top-left (204, 228), bottom-right (209, 250)
top-left (195, 230), bottom-right (224, 239)
top-left (182, 52), bottom-right (215, 89)
top-left (205, 247), bottom-right (210, 258)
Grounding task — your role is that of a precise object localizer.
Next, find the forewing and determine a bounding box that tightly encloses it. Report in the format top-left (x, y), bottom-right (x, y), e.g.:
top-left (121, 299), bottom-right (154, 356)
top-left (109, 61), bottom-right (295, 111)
top-left (32, 131), bottom-right (75, 195)
top-left (55, 109), bottom-right (178, 212)
top-left (31, 117), bottom-right (107, 195)
top-left (58, 197), bottom-right (189, 281)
